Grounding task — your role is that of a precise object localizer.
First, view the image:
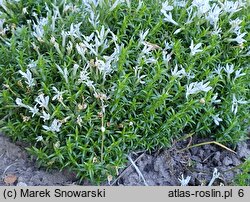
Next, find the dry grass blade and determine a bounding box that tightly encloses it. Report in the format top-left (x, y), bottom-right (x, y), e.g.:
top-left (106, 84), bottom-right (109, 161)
top-left (176, 132), bottom-right (195, 143)
top-left (2, 163), bottom-right (18, 178)
top-left (111, 153), bottom-right (145, 186)
top-left (127, 155), bottom-right (148, 186)
top-left (178, 141), bottom-right (236, 154)
top-left (212, 141), bottom-right (236, 154)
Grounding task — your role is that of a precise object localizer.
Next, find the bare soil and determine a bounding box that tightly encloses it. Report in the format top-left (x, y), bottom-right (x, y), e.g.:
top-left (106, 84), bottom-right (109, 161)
top-left (0, 133), bottom-right (249, 186)
top-left (0, 134), bottom-right (77, 186)
top-left (114, 138), bottom-right (250, 186)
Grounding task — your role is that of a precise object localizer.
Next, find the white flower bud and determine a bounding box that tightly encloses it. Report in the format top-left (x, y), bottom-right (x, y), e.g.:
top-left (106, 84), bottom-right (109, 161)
top-left (101, 126), bottom-right (106, 133)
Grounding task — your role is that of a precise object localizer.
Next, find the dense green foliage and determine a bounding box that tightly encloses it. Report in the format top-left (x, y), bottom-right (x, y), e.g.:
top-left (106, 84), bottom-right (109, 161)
top-left (0, 0), bottom-right (249, 184)
top-left (234, 159), bottom-right (250, 185)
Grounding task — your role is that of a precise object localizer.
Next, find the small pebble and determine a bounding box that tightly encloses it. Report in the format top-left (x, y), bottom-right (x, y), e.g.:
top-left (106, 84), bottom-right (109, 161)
top-left (16, 182), bottom-right (27, 186)
top-left (223, 156), bottom-right (233, 166)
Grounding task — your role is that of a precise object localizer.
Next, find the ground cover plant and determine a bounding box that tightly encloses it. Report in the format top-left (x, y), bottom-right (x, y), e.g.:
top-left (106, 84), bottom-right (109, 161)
top-left (0, 0), bottom-right (249, 184)
top-left (234, 159), bottom-right (250, 185)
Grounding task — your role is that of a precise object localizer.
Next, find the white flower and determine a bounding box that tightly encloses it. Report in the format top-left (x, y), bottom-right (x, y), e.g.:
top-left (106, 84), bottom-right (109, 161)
top-left (101, 126), bottom-right (106, 133)
top-left (174, 0), bottom-right (187, 7)
top-left (79, 69), bottom-right (90, 83)
top-left (83, 33), bottom-right (95, 43)
top-left (134, 66), bottom-right (147, 84)
top-left (185, 72), bottom-right (195, 80)
top-left (88, 12), bottom-right (100, 29)
top-left (95, 25), bottom-right (110, 48)
top-left (95, 58), bottom-right (113, 79)
top-left (211, 93), bottom-right (221, 104)
top-left (141, 44), bottom-right (153, 55)
top-left (212, 114), bottom-right (223, 125)
top-left (186, 6), bottom-right (196, 24)
top-left (164, 40), bottom-right (174, 50)
top-left (136, 0), bottom-right (143, 11)
top-left (32, 12), bottom-right (38, 18)
top-left (190, 40), bottom-right (202, 56)
top-left (229, 18), bottom-right (242, 34)
top-left (0, 0), bottom-right (8, 11)
top-left (109, 0), bottom-right (122, 11)
top-left (234, 69), bottom-right (246, 80)
top-left (214, 64), bottom-right (223, 78)
top-left (67, 22), bottom-right (82, 38)
top-left (77, 115), bottom-right (83, 127)
top-left (192, 0), bottom-right (210, 16)
top-left (32, 24), bottom-right (44, 41)
top-left (224, 64), bottom-right (234, 76)
top-left (76, 43), bottom-right (87, 58)
top-left (125, 0), bottom-right (131, 8)
top-left (220, 0), bottom-right (241, 14)
top-left (66, 41), bottom-right (73, 55)
top-left (85, 80), bottom-right (95, 89)
top-left (145, 57), bottom-right (157, 64)
top-left (38, 17), bottom-right (49, 26)
top-left (40, 110), bottom-right (50, 121)
top-left (110, 30), bottom-right (118, 44)
top-left (233, 32), bottom-right (247, 44)
top-left (28, 105), bottom-right (39, 117)
top-left (53, 41), bottom-right (62, 56)
top-left (78, 66), bottom-right (95, 89)
top-left (211, 23), bottom-right (222, 37)
top-left (15, 98), bottom-right (29, 108)
top-left (82, 0), bottom-right (99, 8)
top-left (55, 64), bottom-right (69, 84)
top-left (173, 28), bottom-right (182, 35)
top-left (206, 4), bottom-right (222, 25)
top-left (0, 18), bottom-right (5, 32)
top-left (52, 87), bottom-right (65, 102)
top-left (178, 174), bottom-right (191, 186)
top-left (133, 65), bottom-right (141, 77)
top-left (35, 94), bottom-right (49, 110)
top-left (162, 12), bottom-right (178, 26)
top-left (231, 94), bottom-right (247, 115)
top-left (171, 64), bottom-right (186, 78)
top-left (15, 98), bottom-right (39, 117)
top-left (139, 29), bottom-right (149, 44)
top-left (22, 7), bottom-right (28, 14)
top-left (163, 51), bottom-right (172, 63)
top-left (27, 60), bottom-right (37, 69)
top-left (161, 1), bottom-right (174, 14)
top-left (50, 36), bottom-right (56, 44)
top-left (35, 136), bottom-right (43, 142)
top-left (186, 81), bottom-right (212, 99)
top-left (83, 40), bottom-right (98, 56)
top-left (63, 3), bottom-right (78, 13)
top-left (238, 0), bottom-right (246, 7)
top-left (61, 30), bottom-right (67, 48)
top-left (32, 17), bottom-right (48, 41)
top-left (42, 119), bottom-right (62, 132)
top-left (138, 74), bottom-right (147, 84)
top-left (73, 64), bottom-right (80, 76)
top-left (19, 69), bottom-right (35, 87)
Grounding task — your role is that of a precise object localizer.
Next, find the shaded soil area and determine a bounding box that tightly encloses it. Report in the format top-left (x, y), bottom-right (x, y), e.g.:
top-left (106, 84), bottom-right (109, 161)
top-left (114, 138), bottom-right (250, 186)
top-left (0, 134), bottom-right (77, 186)
top-left (0, 133), bottom-right (249, 186)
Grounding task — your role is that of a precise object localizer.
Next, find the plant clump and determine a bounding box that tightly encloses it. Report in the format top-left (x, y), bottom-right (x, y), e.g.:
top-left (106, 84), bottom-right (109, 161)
top-left (0, 0), bottom-right (249, 184)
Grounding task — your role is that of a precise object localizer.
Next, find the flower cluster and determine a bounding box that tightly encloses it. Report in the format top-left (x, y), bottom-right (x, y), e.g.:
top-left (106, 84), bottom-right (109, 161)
top-left (0, 0), bottom-right (249, 184)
